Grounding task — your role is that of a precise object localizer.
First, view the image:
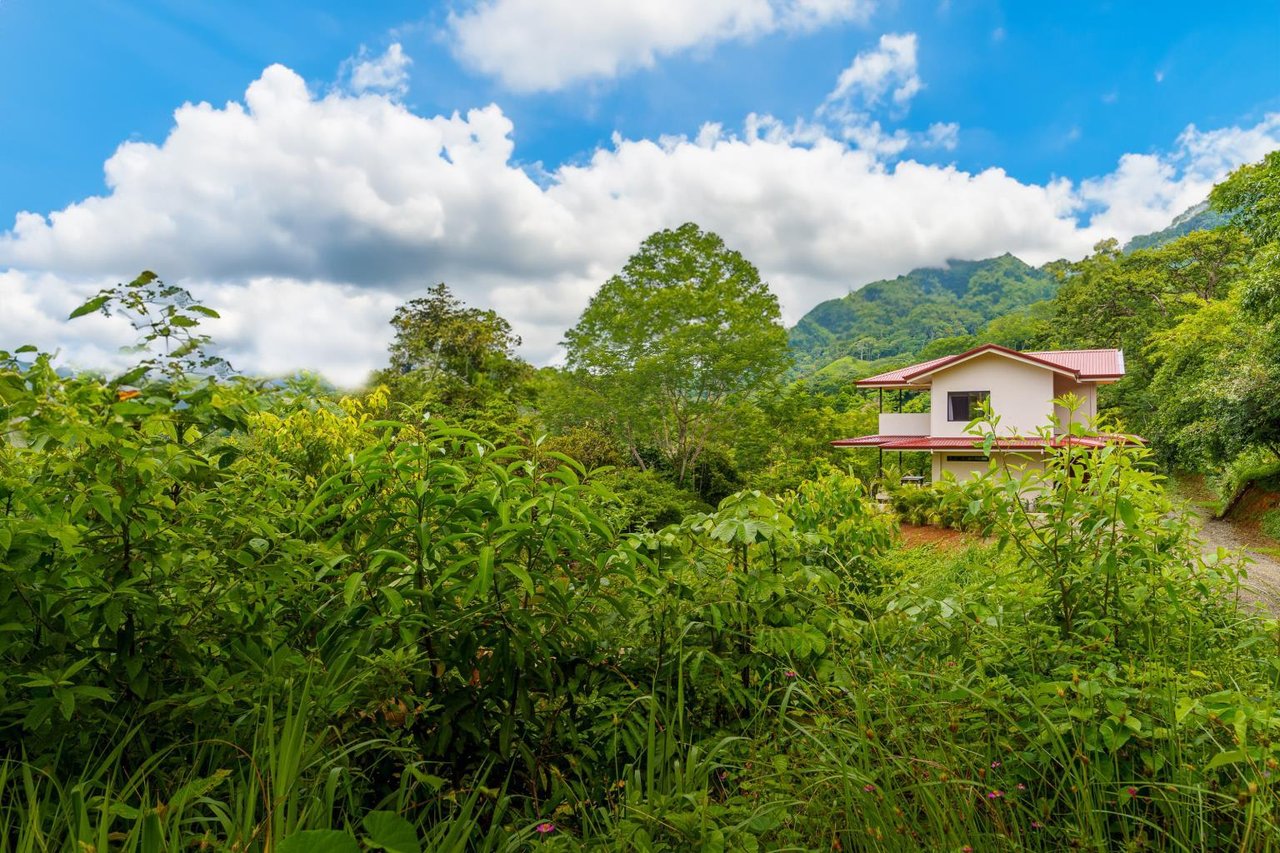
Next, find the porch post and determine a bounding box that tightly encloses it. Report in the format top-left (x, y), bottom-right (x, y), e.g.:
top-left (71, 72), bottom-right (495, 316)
top-left (877, 389), bottom-right (884, 479)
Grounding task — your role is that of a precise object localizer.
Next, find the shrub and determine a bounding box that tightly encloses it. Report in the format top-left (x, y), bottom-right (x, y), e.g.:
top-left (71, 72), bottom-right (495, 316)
top-left (2, 286), bottom-right (1277, 849)
top-left (1263, 507), bottom-right (1280, 540)
top-left (597, 467), bottom-right (711, 530)
top-left (888, 479), bottom-right (980, 530)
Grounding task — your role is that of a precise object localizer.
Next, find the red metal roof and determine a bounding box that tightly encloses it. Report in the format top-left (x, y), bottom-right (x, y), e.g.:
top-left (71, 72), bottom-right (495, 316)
top-left (856, 345), bottom-right (1125, 388)
top-left (854, 353), bottom-right (958, 387)
top-left (830, 434), bottom-right (1143, 450)
top-left (830, 434), bottom-right (925, 447)
top-left (1024, 349), bottom-right (1125, 379)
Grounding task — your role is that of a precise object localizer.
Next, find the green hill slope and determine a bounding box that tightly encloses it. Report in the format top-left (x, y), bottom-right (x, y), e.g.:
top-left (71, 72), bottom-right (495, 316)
top-left (789, 253), bottom-right (1056, 375)
top-left (1123, 201), bottom-right (1229, 252)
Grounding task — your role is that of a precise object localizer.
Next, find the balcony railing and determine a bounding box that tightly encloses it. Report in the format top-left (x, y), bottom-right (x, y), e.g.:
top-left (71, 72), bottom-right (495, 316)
top-left (878, 412), bottom-right (930, 436)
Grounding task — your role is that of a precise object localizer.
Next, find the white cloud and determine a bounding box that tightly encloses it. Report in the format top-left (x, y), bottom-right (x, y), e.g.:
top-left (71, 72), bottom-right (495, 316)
top-left (1079, 114), bottom-right (1280, 237)
top-left (924, 121), bottom-right (959, 149)
top-left (824, 32), bottom-right (921, 112)
top-left (448, 0), bottom-right (874, 91)
top-left (0, 272), bottom-right (397, 387)
top-left (2, 62), bottom-right (1277, 385)
top-left (819, 33), bottom-right (940, 154)
top-left (0, 271), bottom-right (135, 371)
top-left (342, 43), bottom-right (412, 97)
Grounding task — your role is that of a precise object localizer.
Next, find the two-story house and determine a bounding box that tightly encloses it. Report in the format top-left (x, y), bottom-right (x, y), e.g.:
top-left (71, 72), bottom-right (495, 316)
top-left (832, 344), bottom-right (1140, 482)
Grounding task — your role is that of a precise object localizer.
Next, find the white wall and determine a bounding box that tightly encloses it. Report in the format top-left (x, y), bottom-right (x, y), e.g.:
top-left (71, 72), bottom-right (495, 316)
top-left (879, 412), bottom-right (930, 435)
top-left (1052, 375), bottom-right (1098, 433)
top-left (929, 354), bottom-right (1056, 437)
top-left (932, 451), bottom-right (1045, 482)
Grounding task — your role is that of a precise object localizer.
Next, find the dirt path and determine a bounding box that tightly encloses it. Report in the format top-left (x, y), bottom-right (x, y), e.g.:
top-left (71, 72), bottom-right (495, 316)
top-left (1188, 506), bottom-right (1280, 615)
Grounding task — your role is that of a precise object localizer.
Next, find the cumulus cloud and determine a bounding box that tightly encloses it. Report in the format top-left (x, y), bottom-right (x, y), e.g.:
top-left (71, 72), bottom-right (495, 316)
top-left (1, 62), bottom-right (1278, 385)
top-left (1079, 114), bottom-right (1280, 237)
top-left (0, 271), bottom-right (135, 371)
top-left (341, 43), bottom-right (412, 97)
top-left (824, 32), bottom-right (921, 111)
top-left (448, 0), bottom-right (874, 91)
top-left (817, 33), bottom-right (944, 155)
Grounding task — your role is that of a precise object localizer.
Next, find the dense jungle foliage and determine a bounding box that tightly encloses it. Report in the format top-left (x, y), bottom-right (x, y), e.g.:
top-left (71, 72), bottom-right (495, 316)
top-left (1, 157), bottom-right (1278, 851)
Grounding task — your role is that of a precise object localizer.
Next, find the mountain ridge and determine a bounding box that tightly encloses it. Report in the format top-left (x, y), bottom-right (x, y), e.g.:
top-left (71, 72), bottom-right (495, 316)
top-left (788, 253), bottom-right (1056, 375)
top-left (787, 202), bottom-right (1227, 381)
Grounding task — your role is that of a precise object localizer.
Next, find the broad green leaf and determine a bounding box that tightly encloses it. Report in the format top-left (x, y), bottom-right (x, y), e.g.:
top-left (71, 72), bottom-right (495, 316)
top-left (362, 810), bottom-right (420, 853)
top-left (1204, 749), bottom-right (1249, 771)
top-left (343, 572), bottom-right (365, 605)
top-left (68, 294), bottom-right (110, 319)
top-left (277, 830), bottom-right (359, 853)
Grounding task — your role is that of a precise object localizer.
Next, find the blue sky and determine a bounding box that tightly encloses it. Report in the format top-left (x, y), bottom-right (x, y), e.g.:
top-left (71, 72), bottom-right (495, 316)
top-left (3, 0), bottom-right (1276, 215)
top-left (1, 0), bottom-right (1278, 382)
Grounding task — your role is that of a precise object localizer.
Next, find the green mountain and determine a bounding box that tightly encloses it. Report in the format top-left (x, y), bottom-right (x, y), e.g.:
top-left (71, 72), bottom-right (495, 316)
top-left (1123, 201), bottom-right (1229, 252)
top-left (788, 253), bottom-right (1056, 376)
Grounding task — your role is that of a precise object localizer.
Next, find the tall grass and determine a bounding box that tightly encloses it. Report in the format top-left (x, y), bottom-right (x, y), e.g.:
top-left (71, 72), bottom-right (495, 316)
top-left (0, 680), bottom-right (530, 852)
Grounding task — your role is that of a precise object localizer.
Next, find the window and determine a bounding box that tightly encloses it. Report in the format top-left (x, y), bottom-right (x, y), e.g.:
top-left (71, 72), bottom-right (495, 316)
top-left (947, 390), bottom-right (989, 422)
top-left (945, 455), bottom-right (988, 462)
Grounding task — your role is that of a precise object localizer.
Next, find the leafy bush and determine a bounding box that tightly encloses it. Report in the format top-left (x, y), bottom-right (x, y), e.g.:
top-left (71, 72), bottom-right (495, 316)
top-left (1210, 448), bottom-right (1280, 514)
top-left (958, 420), bottom-right (1240, 648)
top-left (1263, 508), bottom-right (1280, 540)
top-left (888, 479), bottom-right (978, 530)
top-left (597, 466), bottom-right (710, 530)
top-left (2, 282), bottom-right (1278, 849)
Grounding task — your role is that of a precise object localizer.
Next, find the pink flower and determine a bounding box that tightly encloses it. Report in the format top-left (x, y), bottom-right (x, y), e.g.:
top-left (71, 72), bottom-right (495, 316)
top-left (784, 670), bottom-right (797, 678)
top-left (535, 822), bottom-right (555, 834)
top-left (986, 790), bottom-right (1004, 799)
top-left (962, 846), bottom-right (974, 852)
top-left (1016, 783), bottom-right (1026, 791)
top-left (990, 761), bottom-right (1001, 768)
top-left (1126, 787), bottom-right (1138, 797)
top-left (1031, 821), bottom-right (1042, 830)
top-left (864, 784), bottom-right (876, 792)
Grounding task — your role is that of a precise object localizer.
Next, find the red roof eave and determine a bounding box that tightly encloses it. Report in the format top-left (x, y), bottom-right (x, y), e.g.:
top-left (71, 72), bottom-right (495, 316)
top-left (855, 346), bottom-right (1126, 388)
top-left (830, 433), bottom-right (1145, 450)
top-left (900, 344), bottom-right (1081, 383)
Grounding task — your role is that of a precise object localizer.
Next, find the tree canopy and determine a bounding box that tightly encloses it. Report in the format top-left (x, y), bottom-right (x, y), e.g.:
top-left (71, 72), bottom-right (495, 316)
top-left (377, 282), bottom-right (530, 409)
top-left (564, 222), bottom-right (789, 483)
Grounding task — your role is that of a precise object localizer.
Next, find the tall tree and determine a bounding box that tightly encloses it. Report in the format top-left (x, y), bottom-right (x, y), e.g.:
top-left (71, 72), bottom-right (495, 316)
top-left (377, 283), bottom-right (530, 408)
top-left (1052, 232), bottom-right (1246, 355)
top-left (1212, 149), bottom-right (1280, 318)
top-left (563, 223), bottom-right (789, 484)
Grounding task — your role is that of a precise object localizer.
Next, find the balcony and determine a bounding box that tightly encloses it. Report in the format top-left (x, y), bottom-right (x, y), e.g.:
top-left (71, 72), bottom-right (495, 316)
top-left (878, 412), bottom-right (930, 436)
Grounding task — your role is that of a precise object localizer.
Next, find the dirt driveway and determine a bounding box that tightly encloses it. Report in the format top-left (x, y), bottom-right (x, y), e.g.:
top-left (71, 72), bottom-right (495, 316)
top-left (1190, 508), bottom-right (1280, 615)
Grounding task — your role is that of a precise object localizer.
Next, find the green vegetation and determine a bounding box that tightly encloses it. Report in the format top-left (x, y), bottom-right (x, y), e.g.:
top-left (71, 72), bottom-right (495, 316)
top-left (562, 223), bottom-right (791, 486)
top-left (2, 157), bottom-right (1279, 850)
top-left (794, 151), bottom-right (1280, 544)
top-left (1053, 155), bottom-right (1280, 489)
top-left (1123, 202), bottom-right (1231, 253)
top-left (788, 253), bottom-right (1056, 375)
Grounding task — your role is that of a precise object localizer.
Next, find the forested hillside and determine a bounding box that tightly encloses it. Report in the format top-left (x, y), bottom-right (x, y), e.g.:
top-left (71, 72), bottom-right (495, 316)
top-left (1123, 201), bottom-right (1231, 252)
top-left (788, 253), bottom-right (1056, 374)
